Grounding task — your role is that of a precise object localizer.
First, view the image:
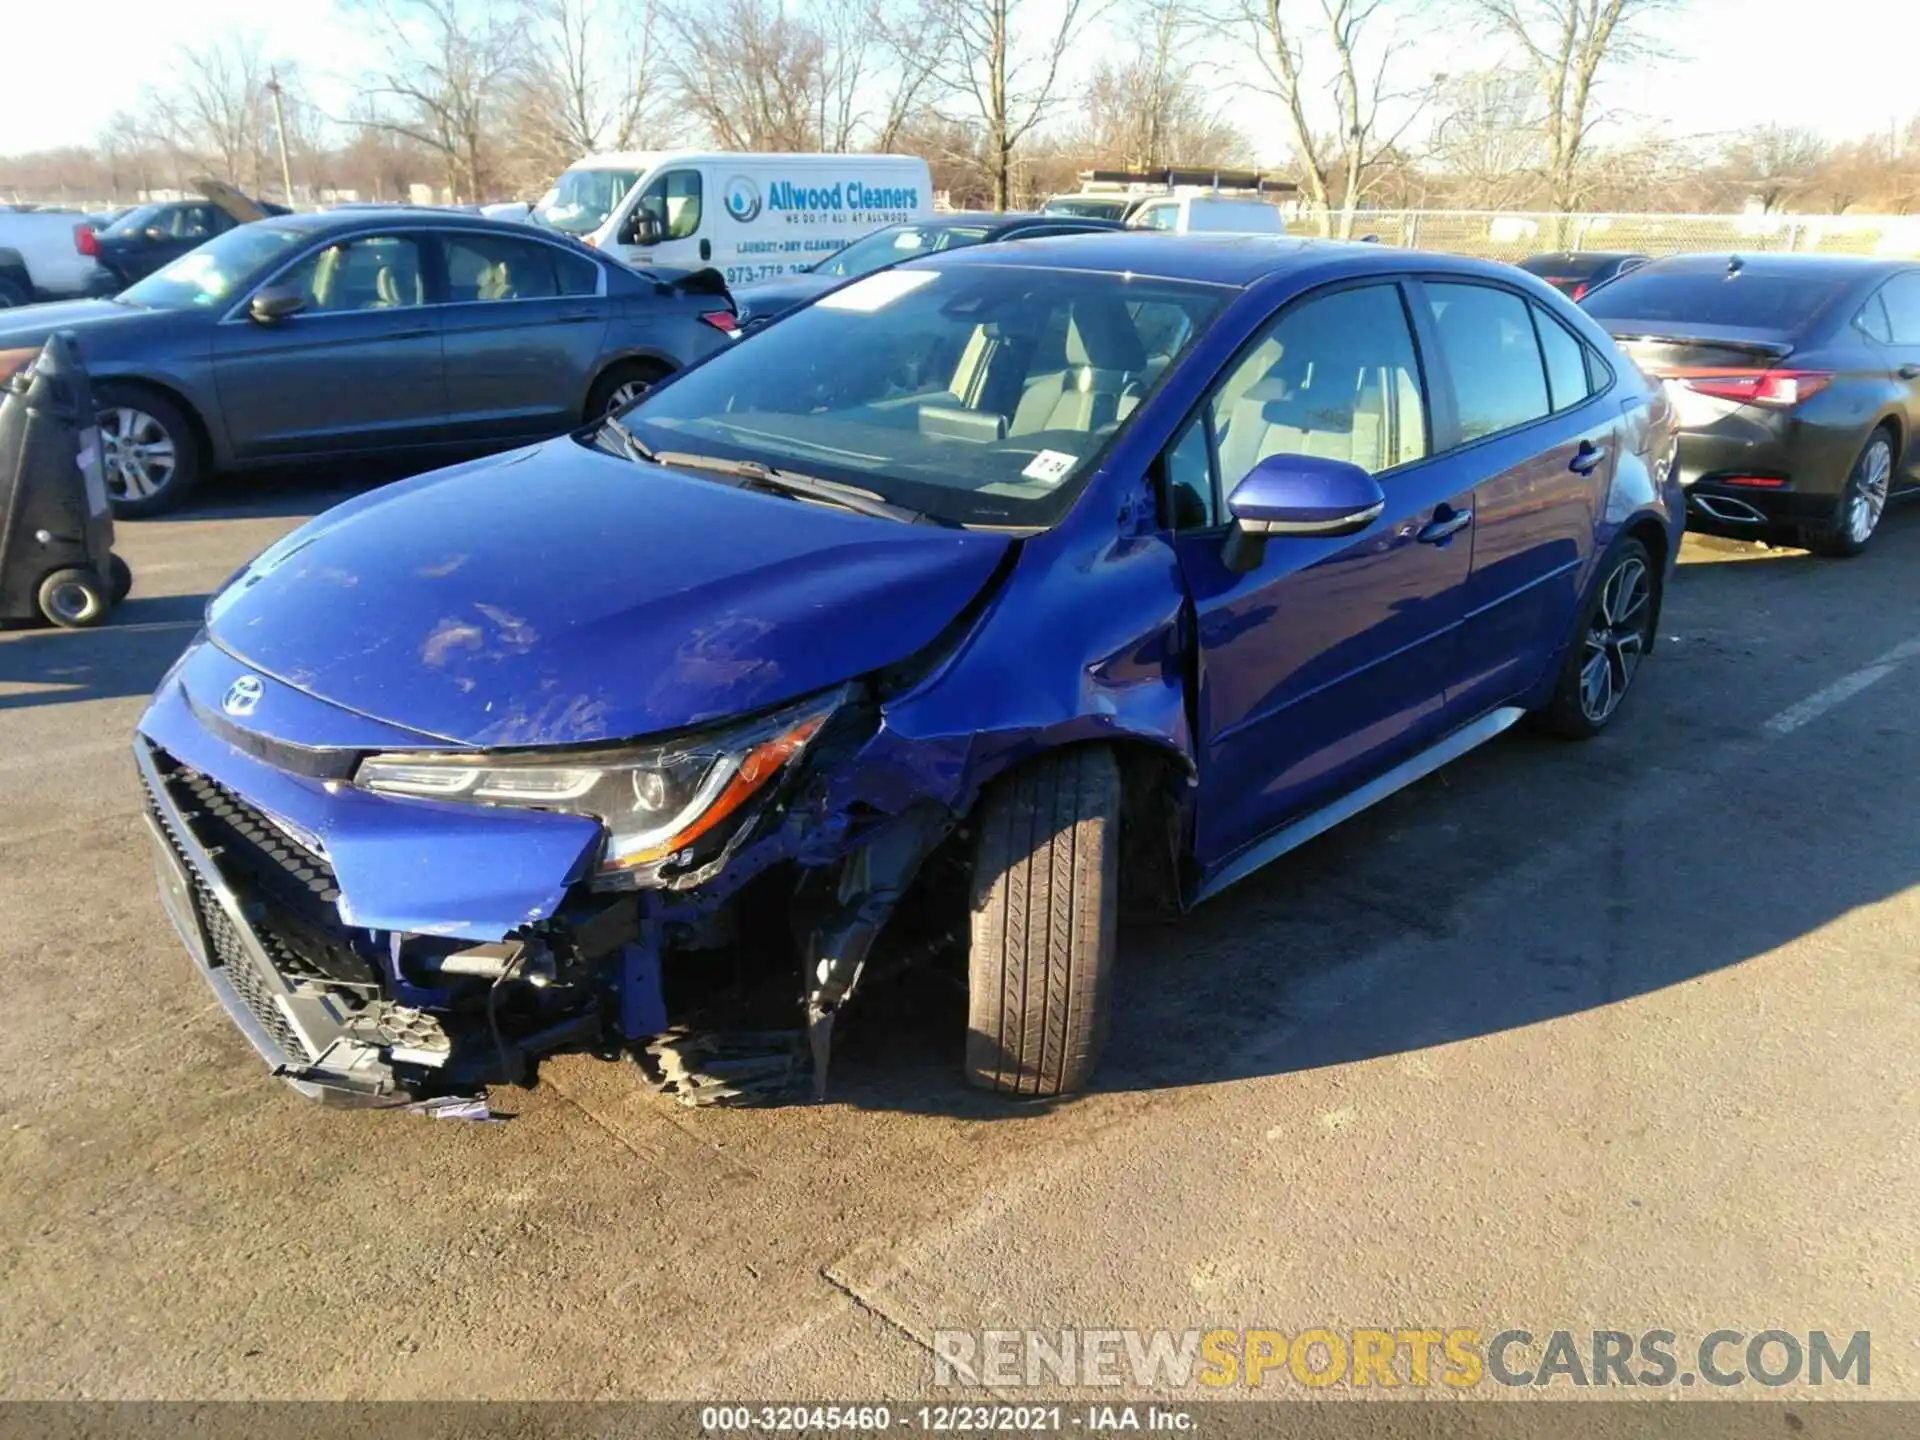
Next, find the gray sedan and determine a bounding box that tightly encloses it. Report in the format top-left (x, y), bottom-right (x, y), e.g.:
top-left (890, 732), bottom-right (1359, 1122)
top-left (0, 209), bottom-right (739, 514)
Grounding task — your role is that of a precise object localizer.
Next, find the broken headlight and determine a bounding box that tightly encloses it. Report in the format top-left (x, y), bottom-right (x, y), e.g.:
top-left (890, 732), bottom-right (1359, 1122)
top-left (354, 691), bottom-right (839, 876)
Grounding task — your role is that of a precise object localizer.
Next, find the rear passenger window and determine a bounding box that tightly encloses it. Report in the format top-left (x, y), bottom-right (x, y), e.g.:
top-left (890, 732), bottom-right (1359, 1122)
top-left (1533, 306), bottom-right (1592, 412)
top-left (1881, 274), bottom-right (1920, 345)
top-left (444, 234), bottom-right (600, 301)
top-left (1207, 283), bottom-right (1428, 495)
top-left (1425, 283), bottom-right (1550, 441)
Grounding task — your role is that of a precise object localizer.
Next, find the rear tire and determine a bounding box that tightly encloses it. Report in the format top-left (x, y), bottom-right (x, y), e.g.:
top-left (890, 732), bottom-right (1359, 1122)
top-left (586, 360), bottom-right (671, 421)
top-left (97, 384), bottom-right (202, 517)
top-left (1801, 426), bottom-right (1895, 558)
top-left (1540, 537), bottom-right (1659, 740)
top-left (965, 746), bottom-right (1121, 1097)
top-left (108, 553), bottom-right (133, 603)
top-left (37, 567), bottom-right (108, 628)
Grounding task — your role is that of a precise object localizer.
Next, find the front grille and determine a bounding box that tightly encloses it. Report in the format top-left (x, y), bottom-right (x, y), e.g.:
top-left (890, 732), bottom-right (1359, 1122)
top-left (142, 766), bottom-right (312, 1062)
top-left (172, 767), bottom-right (340, 903)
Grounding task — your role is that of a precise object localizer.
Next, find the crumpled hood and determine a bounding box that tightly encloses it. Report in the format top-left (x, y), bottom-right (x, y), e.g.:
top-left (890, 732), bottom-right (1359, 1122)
top-left (735, 273), bottom-right (836, 322)
top-left (208, 440), bottom-right (1012, 748)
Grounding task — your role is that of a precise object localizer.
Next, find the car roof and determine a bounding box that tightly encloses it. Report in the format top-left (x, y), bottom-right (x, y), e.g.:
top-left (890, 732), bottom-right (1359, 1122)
top-left (914, 211), bottom-right (1123, 234)
top-left (922, 232), bottom-right (1525, 288)
top-left (1633, 251), bottom-right (1915, 280)
top-left (257, 208), bottom-right (559, 238)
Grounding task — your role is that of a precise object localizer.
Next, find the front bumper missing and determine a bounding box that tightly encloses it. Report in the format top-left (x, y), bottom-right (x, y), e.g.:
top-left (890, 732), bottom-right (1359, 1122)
top-left (136, 737), bottom-right (446, 1102)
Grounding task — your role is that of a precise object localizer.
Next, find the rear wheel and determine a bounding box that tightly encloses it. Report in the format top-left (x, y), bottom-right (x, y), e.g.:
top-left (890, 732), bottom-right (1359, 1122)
top-left (965, 746), bottom-right (1121, 1097)
top-left (1802, 427), bottom-right (1895, 558)
top-left (108, 553), bottom-right (133, 603)
top-left (97, 385), bottom-right (202, 516)
top-left (1541, 537), bottom-right (1659, 740)
top-left (37, 568), bottom-right (108, 628)
top-left (586, 360), bottom-right (671, 421)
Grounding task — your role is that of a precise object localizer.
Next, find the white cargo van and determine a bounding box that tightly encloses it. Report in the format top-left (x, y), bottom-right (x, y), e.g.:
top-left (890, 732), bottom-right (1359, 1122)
top-left (533, 151), bottom-right (934, 286)
top-left (1126, 194), bottom-right (1287, 236)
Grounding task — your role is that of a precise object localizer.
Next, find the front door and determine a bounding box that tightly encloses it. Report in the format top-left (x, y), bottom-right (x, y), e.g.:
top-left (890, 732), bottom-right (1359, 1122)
top-left (1168, 281), bottom-right (1476, 870)
top-left (437, 231), bottom-right (612, 442)
top-left (1874, 271), bottom-right (1920, 487)
top-left (613, 168), bottom-right (706, 270)
top-left (214, 232), bottom-right (447, 461)
top-left (1416, 280), bottom-right (1614, 716)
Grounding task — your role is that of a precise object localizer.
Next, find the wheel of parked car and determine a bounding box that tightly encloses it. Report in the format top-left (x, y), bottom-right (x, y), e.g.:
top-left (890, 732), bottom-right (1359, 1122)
top-left (36, 567), bottom-right (108, 628)
top-left (1801, 426), bottom-right (1896, 559)
top-left (96, 383), bottom-right (201, 517)
top-left (1541, 537), bottom-right (1660, 740)
top-left (586, 361), bottom-right (671, 421)
top-left (965, 745), bottom-right (1121, 1097)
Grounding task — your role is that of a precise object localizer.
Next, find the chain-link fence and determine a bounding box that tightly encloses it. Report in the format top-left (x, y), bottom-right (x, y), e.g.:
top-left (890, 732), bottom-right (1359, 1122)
top-left (1297, 209), bottom-right (1920, 260)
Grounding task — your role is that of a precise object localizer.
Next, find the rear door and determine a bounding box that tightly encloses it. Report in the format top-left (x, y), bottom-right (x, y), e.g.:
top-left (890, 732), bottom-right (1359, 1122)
top-left (1167, 280), bottom-right (1476, 870)
top-left (1417, 279), bottom-right (1615, 719)
top-left (1873, 271), bottom-right (1920, 485)
top-left (436, 230), bottom-right (611, 441)
top-left (214, 230), bottom-right (447, 460)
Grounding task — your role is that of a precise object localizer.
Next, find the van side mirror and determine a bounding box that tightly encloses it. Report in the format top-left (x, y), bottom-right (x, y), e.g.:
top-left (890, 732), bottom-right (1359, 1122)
top-left (1221, 454), bottom-right (1386, 572)
top-left (248, 285), bottom-right (307, 323)
top-left (623, 212), bottom-right (663, 246)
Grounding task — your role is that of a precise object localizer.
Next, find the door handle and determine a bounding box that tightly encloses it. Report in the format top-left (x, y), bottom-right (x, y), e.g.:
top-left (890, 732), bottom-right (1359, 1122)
top-left (700, 239), bottom-right (712, 262)
top-left (389, 328), bottom-right (434, 340)
top-left (1417, 506), bottom-right (1472, 544)
top-left (1898, 363), bottom-right (1920, 380)
top-left (1569, 440), bottom-right (1608, 475)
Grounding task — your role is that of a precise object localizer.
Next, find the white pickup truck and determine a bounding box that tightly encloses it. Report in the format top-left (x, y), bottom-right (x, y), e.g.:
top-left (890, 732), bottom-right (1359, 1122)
top-left (0, 208), bottom-right (112, 308)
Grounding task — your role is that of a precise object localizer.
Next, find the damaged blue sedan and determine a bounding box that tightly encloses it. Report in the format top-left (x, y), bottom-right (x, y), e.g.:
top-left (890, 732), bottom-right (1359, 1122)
top-left (135, 234), bottom-right (1682, 1105)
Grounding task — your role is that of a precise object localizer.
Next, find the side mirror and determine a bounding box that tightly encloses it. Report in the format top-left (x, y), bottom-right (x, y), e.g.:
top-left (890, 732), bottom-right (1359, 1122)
top-left (248, 285), bottom-right (307, 323)
top-left (1222, 454), bottom-right (1386, 572)
top-left (623, 212), bottom-right (663, 246)
top-left (143, 226), bottom-right (167, 243)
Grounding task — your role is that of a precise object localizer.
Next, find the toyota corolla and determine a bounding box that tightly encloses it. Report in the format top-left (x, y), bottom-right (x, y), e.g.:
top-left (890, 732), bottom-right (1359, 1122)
top-left (135, 234), bottom-right (1681, 1107)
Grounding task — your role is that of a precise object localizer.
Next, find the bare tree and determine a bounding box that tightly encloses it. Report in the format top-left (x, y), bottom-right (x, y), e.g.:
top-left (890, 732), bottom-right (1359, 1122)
top-left (937, 0), bottom-right (1098, 209)
top-left (1422, 68), bottom-right (1545, 208)
top-left (352, 0), bottom-right (529, 202)
top-left (1239, 0), bottom-right (1438, 237)
top-left (1077, 0), bottom-right (1241, 170)
top-left (1465, 0), bottom-right (1670, 212)
top-left (870, 0), bottom-right (955, 151)
top-left (663, 0), bottom-right (832, 151)
top-left (154, 37), bottom-right (279, 187)
top-left (1718, 124), bottom-right (1827, 212)
top-left (514, 0), bottom-right (664, 183)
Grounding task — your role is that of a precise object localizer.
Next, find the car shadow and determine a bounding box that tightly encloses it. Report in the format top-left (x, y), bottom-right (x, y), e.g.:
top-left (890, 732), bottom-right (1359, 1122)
top-left (0, 593), bottom-right (207, 711)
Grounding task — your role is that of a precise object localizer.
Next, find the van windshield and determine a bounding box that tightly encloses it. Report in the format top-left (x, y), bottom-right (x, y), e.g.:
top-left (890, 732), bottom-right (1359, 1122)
top-left (536, 168), bottom-right (642, 236)
top-left (613, 262), bottom-right (1227, 528)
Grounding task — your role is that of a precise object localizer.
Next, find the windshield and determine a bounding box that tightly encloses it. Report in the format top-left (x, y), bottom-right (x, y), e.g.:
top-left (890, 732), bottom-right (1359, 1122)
top-left (1582, 266), bottom-right (1855, 331)
top-left (536, 168), bottom-right (642, 236)
top-left (118, 224), bottom-right (306, 309)
top-left (1043, 197), bottom-right (1130, 220)
top-left (616, 263), bottom-right (1226, 527)
top-left (103, 204), bottom-right (165, 237)
top-left (812, 224), bottom-right (994, 279)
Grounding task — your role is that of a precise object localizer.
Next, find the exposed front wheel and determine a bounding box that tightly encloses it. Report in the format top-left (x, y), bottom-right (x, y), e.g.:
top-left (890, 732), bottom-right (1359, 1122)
top-left (1802, 427), bottom-right (1895, 558)
top-left (586, 361), bottom-right (671, 421)
top-left (1541, 537), bottom-right (1659, 740)
top-left (97, 385), bottom-right (201, 516)
top-left (965, 746), bottom-right (1121, 1097)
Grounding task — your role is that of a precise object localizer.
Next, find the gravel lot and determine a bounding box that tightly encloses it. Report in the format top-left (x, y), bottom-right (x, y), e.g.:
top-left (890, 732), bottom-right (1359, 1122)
top-left (2, 471), bottom-right (1916, 1403)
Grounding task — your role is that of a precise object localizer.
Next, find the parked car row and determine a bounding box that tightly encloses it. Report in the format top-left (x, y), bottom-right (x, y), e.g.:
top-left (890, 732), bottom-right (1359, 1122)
top-left (131, 228), bottom-right (1694, 1110)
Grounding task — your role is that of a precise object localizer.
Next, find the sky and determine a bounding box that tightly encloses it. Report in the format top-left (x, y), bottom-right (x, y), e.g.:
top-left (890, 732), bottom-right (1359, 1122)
top-left (0, 0), bottom-right (1911, 161)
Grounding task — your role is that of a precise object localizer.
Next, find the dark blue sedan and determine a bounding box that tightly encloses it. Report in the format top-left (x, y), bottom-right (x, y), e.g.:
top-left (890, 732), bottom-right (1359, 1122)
top-left (0, 209), bottom-right (736, 514)
top-left (135, 234), bottom-right (1680, 1105)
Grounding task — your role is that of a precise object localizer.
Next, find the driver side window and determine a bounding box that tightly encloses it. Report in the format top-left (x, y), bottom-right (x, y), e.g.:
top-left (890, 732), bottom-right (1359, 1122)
top-left (1159, 283), bottom-right (1429, 531)
top-left (277, 235), bottom-right (425, 313)
top-left (637, 170), bottom-right (703, 242)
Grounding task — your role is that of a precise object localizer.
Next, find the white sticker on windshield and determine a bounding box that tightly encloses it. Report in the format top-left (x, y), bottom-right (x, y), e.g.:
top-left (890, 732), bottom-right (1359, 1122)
top-left (817, 269), bottom-right (939, 311)
top-left (1021, 449), bottom-right (1078, 482)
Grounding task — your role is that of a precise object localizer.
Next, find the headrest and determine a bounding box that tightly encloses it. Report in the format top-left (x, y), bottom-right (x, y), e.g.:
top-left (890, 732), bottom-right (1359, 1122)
top-left (1065, 298), bottom-right (1147, 371)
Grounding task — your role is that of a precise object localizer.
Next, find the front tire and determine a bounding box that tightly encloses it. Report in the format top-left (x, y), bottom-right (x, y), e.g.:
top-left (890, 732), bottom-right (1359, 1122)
top-left (965, 746), bottom-right (1121, 1097)
top-left (1802, 426), bottom-right (1895, 558)
top-left (97, 384), bottom-right (202, 517)
top-left (1541, 537), bottom-right (1659, 740)
top-left (586, 360), bottom-right (671, 421)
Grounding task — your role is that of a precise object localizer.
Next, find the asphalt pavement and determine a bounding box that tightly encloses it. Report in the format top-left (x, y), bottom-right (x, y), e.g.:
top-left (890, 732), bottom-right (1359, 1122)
top-left (1, 470), bottom-right (1916, 1404)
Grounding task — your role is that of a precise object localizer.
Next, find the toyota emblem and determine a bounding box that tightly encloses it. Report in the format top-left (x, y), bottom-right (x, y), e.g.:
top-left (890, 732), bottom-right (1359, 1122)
top-left (223, 675), bottom-right (264, 718)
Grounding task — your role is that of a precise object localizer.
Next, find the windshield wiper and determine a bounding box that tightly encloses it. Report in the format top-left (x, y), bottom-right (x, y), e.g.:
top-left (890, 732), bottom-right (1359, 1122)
top-left (598, 414), bottom-right (660, 465)
top-left (652, 450), bottom-right (937, 526)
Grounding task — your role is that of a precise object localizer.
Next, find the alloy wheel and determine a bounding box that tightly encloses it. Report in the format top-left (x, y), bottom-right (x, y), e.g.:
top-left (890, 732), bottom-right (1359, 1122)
top-left (44, 578), bottom-right (96, 625)
top-left (1846, 436), bottom-right (1893, 546)
top-left (1579, 555), bottom-right (1651, 725)
top-left (100, 406), bottom-right (178, 502)
top-left (604, 380), bottom-right (651, 414)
